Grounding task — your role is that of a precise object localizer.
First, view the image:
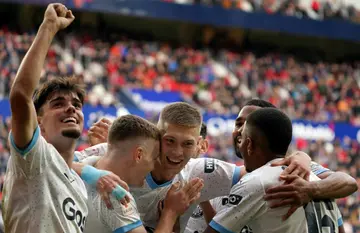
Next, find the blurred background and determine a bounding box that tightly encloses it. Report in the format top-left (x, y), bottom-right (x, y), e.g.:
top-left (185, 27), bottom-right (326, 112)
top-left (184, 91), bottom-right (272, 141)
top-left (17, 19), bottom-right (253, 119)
top-left (0, 0), bottom-right (359, 232)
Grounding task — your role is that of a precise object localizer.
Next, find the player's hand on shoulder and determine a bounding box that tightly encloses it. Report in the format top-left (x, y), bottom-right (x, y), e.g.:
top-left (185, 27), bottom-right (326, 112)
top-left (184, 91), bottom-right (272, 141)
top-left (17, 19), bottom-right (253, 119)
top-left (96, 171), bottom-right (131, 209)
top-left (164, 178), bottom-right (204, 216)
top-left (42, 3), bottom-right (75, 34)
top-left (88, 118), bottom-right (112, 146)
top-left (271, 151), bottom-right (311, 181)
top-left (264, 174), bottom-right (312, 220)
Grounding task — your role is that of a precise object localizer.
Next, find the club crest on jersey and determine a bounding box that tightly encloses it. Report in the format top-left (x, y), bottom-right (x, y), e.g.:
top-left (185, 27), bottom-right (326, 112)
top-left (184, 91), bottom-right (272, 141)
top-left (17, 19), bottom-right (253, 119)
top-left (222, 194), bottom-right (242, 205)
top-left (204, 159), bottom-right (216, 173)
top-left (191, 205), bottom-right (204, 218)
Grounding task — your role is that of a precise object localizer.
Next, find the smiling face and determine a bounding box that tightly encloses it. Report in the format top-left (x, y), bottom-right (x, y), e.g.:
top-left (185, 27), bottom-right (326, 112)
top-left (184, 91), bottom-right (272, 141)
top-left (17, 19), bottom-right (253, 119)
top-left (158, 122), bottom-right (201, 179)
top-left (233, 105), bottom-right (260, 159)
top-left (38, 91), bottom-right (84, 143)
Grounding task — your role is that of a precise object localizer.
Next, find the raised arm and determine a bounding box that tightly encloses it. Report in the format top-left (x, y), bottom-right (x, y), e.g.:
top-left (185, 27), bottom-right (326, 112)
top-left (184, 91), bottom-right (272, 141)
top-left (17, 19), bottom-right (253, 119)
top-left (10, 3), bottom-right (74, 149)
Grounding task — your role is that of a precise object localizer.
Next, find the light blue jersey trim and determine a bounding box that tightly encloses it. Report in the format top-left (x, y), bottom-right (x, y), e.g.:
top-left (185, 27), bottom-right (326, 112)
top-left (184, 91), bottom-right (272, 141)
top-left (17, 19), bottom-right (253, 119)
top-left (10, 127), bottom-right (40, 156)
top-left (73, 154), bottom-right (79, 162)
top-left (209, 220), bottom-right (235, 233)
top-left (313, 168), bottom-right (329, 176)
top-left (146, 173), bottom-right (173, 190)
top-left (113, 220), bottom-right (142, 233)
top-left (232, 166), bottom-right (241, 186)
top-left (338, 217), bottom-right (343, 227)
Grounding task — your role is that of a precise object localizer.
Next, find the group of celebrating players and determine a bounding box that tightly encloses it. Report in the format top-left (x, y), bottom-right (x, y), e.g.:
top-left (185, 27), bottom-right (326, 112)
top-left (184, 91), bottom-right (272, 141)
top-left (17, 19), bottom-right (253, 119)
top-left (2, 3), bottom-right (358, 233)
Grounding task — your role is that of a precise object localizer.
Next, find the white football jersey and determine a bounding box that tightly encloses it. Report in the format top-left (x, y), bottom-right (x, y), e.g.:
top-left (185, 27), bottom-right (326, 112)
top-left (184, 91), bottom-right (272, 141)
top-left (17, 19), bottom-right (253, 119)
top-left (74, 143), bottom-right (108, 163)
top-left (302, 174), bottom-right (343, 233)
top-left (185, 161), bottom-right (331, 233)
top-left (132, 158), bottom-right (240, 233)
top-left (3, 127), bottom-right (88, 233)
top-left (84, 187), bottom-right (142, 233)
top-left (75, 144), bottom-right (241, 233)
top-left (210, 159), bottom-right (342, 233)
top-left (185, 196), bottom-right (252, 233)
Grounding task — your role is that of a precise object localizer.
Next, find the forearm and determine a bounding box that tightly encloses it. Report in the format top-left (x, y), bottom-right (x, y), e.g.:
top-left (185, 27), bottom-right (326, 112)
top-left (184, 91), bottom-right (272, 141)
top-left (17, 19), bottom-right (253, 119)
top-left (9, 22), bottom-right (57, 148)
top-left (154, 209), bottom-right (178, 233)
top-left (10, 22), bottom-right (56, 98)
top-left (71, 162), bottom-right (84, 177)
top-left (200, 202), bottom-right (216, 224)
top-left (310, 172), bottom-right (358, 199)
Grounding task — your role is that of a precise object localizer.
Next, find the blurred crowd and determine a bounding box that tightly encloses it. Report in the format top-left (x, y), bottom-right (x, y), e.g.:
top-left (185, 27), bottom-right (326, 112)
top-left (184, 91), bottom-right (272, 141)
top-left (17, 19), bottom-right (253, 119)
top-left (0, 27), bottom-right (359, 231)
top-left (1, 28), bottom-right (359, 124)
top-left (163, 0), bottom-right (360, 23)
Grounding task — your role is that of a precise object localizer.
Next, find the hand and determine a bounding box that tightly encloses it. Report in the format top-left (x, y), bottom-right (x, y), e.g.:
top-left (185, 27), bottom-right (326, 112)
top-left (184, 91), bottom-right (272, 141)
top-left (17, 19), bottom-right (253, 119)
top-left (163, 178), bottom-right (204, 216)
top-left (88, 118), bottom-right (112, 146)
top-left (264, 175), bottom-right (312, 220)
top-left (96, 172), bottom-right (130, 209)
top-left (271, 151), bottom-right (311, 181)
top-left (42, 3), bottom-right (75, 33)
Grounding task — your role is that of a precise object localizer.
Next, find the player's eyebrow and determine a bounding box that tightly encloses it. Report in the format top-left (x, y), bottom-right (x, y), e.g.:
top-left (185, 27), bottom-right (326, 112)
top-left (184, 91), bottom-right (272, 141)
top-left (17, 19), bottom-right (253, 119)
top-left (49, 96), bottom-right (66, 103)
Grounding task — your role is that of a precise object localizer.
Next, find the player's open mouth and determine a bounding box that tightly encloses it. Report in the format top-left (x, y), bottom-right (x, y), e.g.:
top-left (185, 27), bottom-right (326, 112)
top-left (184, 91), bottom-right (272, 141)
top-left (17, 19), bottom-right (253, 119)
top-left (61, 117), bottom-right (78, 124)
top-left (166, 156), bottom-right (182, 165)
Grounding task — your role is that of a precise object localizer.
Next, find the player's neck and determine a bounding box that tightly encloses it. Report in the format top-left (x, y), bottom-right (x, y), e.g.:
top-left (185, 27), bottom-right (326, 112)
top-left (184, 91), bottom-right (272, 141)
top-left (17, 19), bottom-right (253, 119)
top-left (96, 157), bottom-right (141, 186)
top-left (256, 153), bottom-right (280, 170)
top-left (150, 161), bottom-right (175, 184)
top-left (51, 139), bottom-right (77, 167)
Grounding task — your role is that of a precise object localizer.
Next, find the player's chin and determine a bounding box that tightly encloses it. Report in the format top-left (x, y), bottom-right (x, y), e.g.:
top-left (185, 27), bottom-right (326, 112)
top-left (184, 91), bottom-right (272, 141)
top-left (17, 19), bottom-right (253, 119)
top-left (61, 128), bottom-right (81, 139)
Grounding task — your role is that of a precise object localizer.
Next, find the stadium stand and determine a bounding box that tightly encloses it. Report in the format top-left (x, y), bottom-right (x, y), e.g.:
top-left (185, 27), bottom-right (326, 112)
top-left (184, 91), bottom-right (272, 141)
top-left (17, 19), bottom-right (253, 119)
top-left (162, 0), bottom-right (360, 23)
top-left (0, 26), bottom-right (359, 232)
top-left (0, 0), bottom-right (359, 232)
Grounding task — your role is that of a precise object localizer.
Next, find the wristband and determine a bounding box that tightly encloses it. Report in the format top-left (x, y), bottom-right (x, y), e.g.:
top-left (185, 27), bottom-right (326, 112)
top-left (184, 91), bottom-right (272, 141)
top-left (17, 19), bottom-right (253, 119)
top-left (81, 165), bottom-right (110, 186)
top-left (112, 185), bottom-right (128, 200)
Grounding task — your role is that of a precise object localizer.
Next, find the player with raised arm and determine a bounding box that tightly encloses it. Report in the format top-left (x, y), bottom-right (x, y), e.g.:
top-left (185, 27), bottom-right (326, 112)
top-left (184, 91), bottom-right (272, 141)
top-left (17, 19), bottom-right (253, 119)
top-left (3, 4), bottom-right (127, 233)
top-left (206, 108), bottom-right (344, 233)
top-left (80, 115), bottom-right (204, 233)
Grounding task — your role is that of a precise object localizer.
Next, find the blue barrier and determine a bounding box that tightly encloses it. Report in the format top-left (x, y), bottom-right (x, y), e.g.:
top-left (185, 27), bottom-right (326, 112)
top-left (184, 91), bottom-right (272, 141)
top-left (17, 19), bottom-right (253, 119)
top-left (1, 98), bottom-right (359, 143)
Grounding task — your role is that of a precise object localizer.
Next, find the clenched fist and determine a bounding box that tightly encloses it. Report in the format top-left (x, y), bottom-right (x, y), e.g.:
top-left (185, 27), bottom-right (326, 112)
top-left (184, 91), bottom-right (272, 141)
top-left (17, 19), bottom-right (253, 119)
top-left (42, 3), bottom-right (75, 33)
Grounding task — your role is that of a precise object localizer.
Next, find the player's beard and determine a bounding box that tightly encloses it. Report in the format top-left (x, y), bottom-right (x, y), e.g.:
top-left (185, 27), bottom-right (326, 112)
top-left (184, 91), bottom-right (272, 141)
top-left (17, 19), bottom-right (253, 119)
top-left (62, 129), bottom-right (81, 139)
top-left (233, 137), bottom-right (243, 159)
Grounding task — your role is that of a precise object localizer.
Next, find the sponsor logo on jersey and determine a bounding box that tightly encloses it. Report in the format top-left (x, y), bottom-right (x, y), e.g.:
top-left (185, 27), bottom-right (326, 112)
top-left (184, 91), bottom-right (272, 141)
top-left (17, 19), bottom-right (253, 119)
top-left (64, 173), bottom-right (75, 183)
top-left (204, 159), bottom-right (215, 173)
top-left (62, 197), bottom-right (86, 232)
top-left (191, 205), bottom-right (204, 218)
top-left (121, 205), bottom-right (135, 216)
top-left (222, 194), bottom-right (242, 205)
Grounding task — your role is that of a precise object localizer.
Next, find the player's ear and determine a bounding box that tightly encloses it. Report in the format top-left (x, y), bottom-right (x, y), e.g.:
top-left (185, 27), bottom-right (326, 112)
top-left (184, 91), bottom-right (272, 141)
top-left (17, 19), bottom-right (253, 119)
top-left (246, 137), bottom-right (253, 156)
top-left (133, 146), bottom-right (143, 163)
top-left (199, 139), bottom-right (209, 154)
top-left (37, 115), bottom-right (45, 134)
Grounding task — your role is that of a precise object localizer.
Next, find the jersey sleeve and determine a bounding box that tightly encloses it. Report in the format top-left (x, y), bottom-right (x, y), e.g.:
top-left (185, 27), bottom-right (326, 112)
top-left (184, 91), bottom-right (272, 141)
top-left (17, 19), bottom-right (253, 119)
top-left (310, 161), bottom-right (330, 176)
top-left (99, 195), bottom-right (143, 233)
top-left (187, 158), bottom-right (241, 202)
top-left (8, 127), bottom-right (53, 177)
top-left (210, 175), bottom-right (267, 233)
top-left (335, 204), bottom-right (343, 227)
top-left (79, 156), bottom-right (101, 166)
top-left (74, 143), bottom-right (108, 162)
